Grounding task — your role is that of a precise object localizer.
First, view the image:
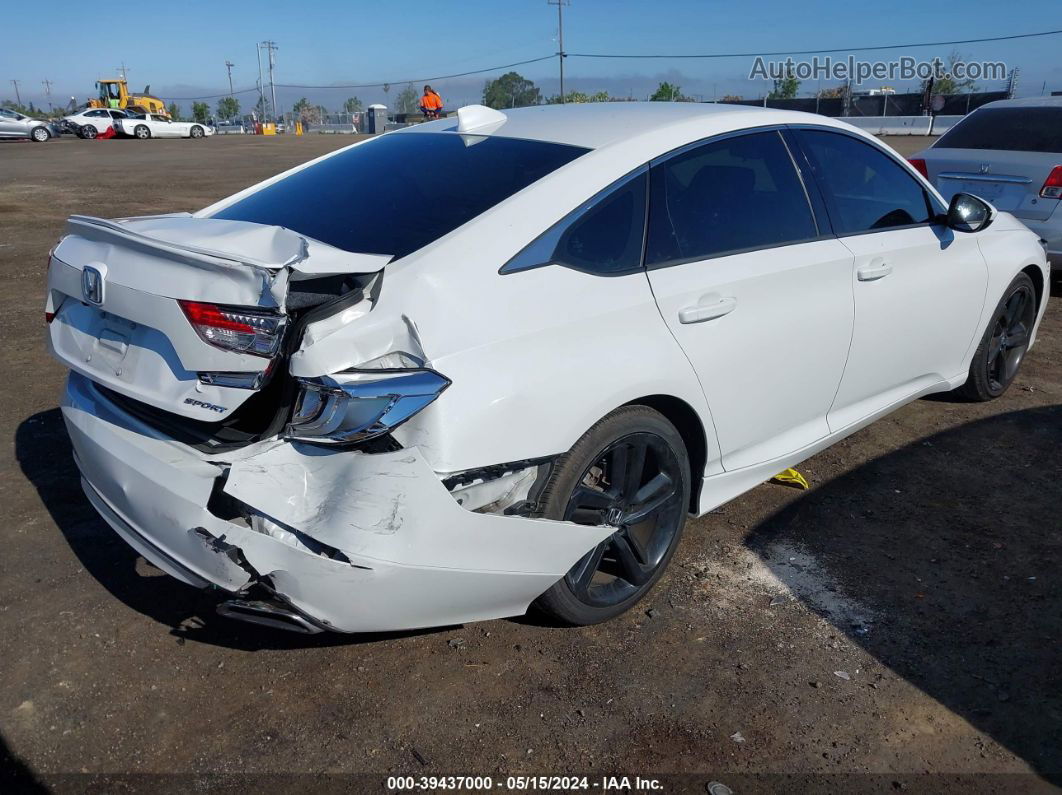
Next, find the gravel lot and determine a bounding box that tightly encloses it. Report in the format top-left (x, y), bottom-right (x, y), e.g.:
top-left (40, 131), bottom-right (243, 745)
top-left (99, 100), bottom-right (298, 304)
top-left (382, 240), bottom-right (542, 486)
top-left (1, 133), bottom-right (1059, 792)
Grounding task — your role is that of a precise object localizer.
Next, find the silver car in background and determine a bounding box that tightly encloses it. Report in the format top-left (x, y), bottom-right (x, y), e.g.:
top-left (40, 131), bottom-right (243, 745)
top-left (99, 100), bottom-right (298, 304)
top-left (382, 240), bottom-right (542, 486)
top-left (910, 97), bottom-right (1062, 271)
top-left (0, 107), bottom-right (58, 142)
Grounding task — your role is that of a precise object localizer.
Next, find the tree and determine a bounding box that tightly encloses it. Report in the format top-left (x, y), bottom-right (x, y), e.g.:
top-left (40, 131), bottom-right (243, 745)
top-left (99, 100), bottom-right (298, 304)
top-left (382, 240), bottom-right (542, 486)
top-left (817, 86), bottom-right (846, 99)
top-left (166, 102), bottom-right (182, 120)
top-left (482, 72), bottom-right (541, 109)
top-left (343, 96), bottom-right (363, 113)
top-left (395, 83), bottom-right (419, 115)
top-left (928, 50), bottom-right (978, 95)
top-left (216, 96), bottom-right (240, 120)
top-left (549, 90), bottom-right (611, 104)
top-left (292, 97), bottom-right (322, 125)
top-left (650, 82), bottom-right (688, 102)
top-left (767, 67), bottom-right (800, 100)
top-left (191, 101), bottom-right (209, 122)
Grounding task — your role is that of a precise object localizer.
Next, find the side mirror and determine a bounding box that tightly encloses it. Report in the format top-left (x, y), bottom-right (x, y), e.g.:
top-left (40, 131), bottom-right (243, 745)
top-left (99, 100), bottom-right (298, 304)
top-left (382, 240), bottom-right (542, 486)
top-left (946, 192), bottom-right (994, 233)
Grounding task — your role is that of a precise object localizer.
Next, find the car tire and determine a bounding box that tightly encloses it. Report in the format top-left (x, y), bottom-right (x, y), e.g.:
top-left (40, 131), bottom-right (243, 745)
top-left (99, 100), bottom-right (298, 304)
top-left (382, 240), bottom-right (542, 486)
top-left (134, 125), bottom-right (150, 140)
top-left (955, 272), bottom-right (1037, 401)
top-left (31, 126), bottom-right (50, 142)
top-left (81, 125), bottom-right (98, 140)
top-left (190, 125), bottom-right (204, 139)
top-left (531, 405), bottom-right (691, 626)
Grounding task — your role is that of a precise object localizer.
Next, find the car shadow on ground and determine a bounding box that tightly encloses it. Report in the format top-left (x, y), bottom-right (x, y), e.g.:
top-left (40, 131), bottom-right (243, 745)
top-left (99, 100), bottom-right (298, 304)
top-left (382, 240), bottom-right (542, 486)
top-left (747, 404), bottom-right (1061, 782)
top-left (15, 408), bottom-right (446, 651)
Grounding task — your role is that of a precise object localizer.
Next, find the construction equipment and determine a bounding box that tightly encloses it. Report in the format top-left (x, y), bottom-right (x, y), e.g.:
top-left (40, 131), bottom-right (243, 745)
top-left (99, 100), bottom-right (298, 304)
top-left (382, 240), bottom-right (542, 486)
top-left (88, 79), bottom-right (169, 118)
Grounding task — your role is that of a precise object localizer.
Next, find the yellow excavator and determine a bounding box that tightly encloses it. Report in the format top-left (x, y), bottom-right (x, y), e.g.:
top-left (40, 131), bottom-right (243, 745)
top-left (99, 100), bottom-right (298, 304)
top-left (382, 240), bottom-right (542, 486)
top-left (88, 79), bottom-right (170, 118)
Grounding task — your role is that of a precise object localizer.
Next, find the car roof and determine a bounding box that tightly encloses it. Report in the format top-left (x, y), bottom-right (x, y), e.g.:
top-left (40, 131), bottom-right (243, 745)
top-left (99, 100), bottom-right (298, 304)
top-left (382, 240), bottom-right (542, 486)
top-left (976, 96), bottom-right (1062, 110)
top-left (400, 101), bottom-right (847, 150)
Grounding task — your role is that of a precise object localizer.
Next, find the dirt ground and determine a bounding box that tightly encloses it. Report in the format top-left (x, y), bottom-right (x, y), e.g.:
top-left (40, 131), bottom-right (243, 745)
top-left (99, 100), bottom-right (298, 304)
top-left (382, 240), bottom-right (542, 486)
top-left (0, 133), bottom-right (1059, 793)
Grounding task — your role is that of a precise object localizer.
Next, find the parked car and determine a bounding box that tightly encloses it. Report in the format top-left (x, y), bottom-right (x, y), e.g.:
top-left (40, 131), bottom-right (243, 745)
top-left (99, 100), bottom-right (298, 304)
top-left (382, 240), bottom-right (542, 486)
top-left (45, 103), bottom-right (1048, 635)
top-left (215, 121), bottom-right (246, 134)
top-left (62, 108), bottom-right (132, 137)
top-left (910, 97), bottom-right (1062, 271)
top-left (115, 113), bottom-right (214, 139)
top-left (0, 108), bottom-right (59, 142)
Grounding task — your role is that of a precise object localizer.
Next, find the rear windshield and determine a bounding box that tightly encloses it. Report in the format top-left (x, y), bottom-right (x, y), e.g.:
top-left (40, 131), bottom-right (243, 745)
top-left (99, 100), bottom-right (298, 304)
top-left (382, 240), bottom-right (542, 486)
top-left (212, 133), bottom-right (588, 258)
top-left (935, 107), bottom-right (1062, 153)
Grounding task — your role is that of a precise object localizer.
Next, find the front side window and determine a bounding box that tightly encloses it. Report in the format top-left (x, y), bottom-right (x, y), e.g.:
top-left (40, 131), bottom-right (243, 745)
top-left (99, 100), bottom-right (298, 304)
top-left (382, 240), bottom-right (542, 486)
top-left (795, 129), bottom-right (935, 235)
top-left (502, 170), bottom-right (647, 275)
top-left (214, 133), bottom-right (588, 259)
top-left (645, 130), bottom-right (818, 266)
top-left (0, 109), bottom-right (17, 119)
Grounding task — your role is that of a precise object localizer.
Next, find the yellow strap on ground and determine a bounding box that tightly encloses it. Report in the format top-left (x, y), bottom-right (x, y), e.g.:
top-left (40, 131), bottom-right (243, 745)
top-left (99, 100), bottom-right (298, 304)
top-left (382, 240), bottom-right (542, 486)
top-left (770, 467), bottom-right (809, 490)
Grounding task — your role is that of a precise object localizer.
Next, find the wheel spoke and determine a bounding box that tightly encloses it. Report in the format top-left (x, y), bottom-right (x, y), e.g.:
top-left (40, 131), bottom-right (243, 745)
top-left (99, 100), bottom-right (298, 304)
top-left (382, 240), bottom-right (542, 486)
top-left (606, 444), bottom-right (629, 492)
top-left (1002, 291), bottom-right (1024, 327)
top-left (621, 440), bottom-right (648, 498)
top-left (624, 472), bottom-right (675, 525)
top-left (571, 485), bottom-right (614, 511)
top-left (611, 533), bottom-right (650, 586)
top-left (570, 508), bottom-right (606, 525)
top-left (568, 543), bottom-right (606, 594)
top-left (1006, 324), bottom-right (1029, 349)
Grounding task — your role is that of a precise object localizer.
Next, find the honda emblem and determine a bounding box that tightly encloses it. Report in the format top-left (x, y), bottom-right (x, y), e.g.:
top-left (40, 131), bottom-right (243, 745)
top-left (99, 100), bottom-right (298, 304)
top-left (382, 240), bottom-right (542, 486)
top-left (82, 266), bottom-right (104, 305)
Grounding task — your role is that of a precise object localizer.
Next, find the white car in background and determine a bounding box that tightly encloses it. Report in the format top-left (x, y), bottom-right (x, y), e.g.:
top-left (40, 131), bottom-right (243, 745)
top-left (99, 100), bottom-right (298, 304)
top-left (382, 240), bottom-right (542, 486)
top-left (116, 113), bottom-right (214, 139)
top-left (909, 97), bottom-right (1062, 272)
top-left (62, 108), bottom-right (133, 136)
top-left (45, 103), bottom-right (1048, 635)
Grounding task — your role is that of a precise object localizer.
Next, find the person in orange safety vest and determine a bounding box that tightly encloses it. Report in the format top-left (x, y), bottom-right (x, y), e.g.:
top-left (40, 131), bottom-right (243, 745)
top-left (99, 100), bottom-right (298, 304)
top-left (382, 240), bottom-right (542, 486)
top-left (420, 85), bottom-right (444, 120)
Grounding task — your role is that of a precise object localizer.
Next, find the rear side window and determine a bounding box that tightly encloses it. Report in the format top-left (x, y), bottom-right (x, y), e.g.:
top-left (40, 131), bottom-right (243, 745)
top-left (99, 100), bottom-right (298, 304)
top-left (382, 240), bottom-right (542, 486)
top-left (502, 170), bottom-right (647, 275)
top-left (935, 107), bottom-right (1062, 153)
top-left (645, 131), bottom-right (817, 266)
top-left (795, 129), bottom-right (934, 235)
top-left (213, 133), bottom-right (588, 259)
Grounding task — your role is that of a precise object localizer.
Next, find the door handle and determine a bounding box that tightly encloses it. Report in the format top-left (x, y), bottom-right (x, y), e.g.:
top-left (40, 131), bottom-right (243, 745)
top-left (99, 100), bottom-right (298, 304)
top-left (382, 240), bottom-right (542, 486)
top-left (678, 296), bottom-right (737, 324)
top-left (857, 260), bottom-right (893, 281)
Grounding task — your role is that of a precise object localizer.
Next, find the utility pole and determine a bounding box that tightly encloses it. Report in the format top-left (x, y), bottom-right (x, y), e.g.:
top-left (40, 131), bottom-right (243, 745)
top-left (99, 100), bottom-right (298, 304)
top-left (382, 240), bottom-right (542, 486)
top-left (116, 62), bottom-right (129, 82)
top-left (10, 80), bottom-right (21, 106)
top-left (256, 44), bottom-right (265, 119)
top-left (42, 79), bottom-right (53, 111)
top-left (259, 41), bottom-right (279, 120)
top-left (546, 0), bottom-right (569, 103)
top-left (225, 61), bottom-right (235, 97)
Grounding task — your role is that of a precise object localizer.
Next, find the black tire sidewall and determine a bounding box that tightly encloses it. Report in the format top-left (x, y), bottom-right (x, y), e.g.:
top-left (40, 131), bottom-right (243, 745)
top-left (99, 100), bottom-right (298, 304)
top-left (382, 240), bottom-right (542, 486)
top-left (960, 272), bottom-right (1036, 401)
top-left (532, 406), bottom-right (691, 625)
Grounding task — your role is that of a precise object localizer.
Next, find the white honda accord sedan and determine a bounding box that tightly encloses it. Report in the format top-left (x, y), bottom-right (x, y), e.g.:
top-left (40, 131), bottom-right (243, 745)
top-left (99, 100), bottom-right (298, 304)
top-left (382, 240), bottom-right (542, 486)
top-left (45, 102), bottom-right (1048, 634)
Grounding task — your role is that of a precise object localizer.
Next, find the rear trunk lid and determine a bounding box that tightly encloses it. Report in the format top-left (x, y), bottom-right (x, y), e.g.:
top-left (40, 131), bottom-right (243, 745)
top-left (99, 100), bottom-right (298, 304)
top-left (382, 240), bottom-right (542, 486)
top-left (46, 214), bottom-right (389, 425)
top-left (922, 148), bottom-right (1061, 222)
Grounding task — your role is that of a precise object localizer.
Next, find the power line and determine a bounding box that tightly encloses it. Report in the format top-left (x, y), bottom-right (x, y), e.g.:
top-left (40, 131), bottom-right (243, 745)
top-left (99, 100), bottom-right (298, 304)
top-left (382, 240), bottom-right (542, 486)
top-left (155, 28), bottom-right (1062, 102)
top-left (270, 55), bottom-right (556, 90)
top-left (567, 28), bottom-right (1062, 59)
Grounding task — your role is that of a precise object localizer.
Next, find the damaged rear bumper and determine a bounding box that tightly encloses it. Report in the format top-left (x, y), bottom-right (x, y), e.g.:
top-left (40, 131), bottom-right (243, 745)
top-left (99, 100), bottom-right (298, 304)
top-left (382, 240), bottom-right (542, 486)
top-left (62, 372), bottom-right (608, 633)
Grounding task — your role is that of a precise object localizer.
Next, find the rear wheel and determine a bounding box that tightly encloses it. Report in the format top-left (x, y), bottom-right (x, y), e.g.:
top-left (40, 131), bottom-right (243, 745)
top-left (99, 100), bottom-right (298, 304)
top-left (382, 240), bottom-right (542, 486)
top-left (31, 126), bottom-right (50, 142)
top-left (955, 272), bottom-right (1037, 401)
top-left (532, 406), bottom-right (690, 626)
top-left (134, 125), bottom-right (150, 139)
top-left (190, 125), bottom-right (204, 138)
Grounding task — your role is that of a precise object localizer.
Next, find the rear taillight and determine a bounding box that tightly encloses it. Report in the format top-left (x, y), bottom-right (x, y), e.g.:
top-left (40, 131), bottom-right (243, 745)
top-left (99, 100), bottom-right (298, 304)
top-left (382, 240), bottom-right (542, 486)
top-left (908, 158), bottom-right (929, 179)
top-left (1040, 165), bottom-right (1062, 199)
top-left (179, 300), bottom-right (283, 358)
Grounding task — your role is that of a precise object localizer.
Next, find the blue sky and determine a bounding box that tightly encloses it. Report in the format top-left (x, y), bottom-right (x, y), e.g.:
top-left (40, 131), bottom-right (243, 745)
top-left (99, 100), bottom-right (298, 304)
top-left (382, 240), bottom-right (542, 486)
top-left (5, 0), bottom-right (1061, 113)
